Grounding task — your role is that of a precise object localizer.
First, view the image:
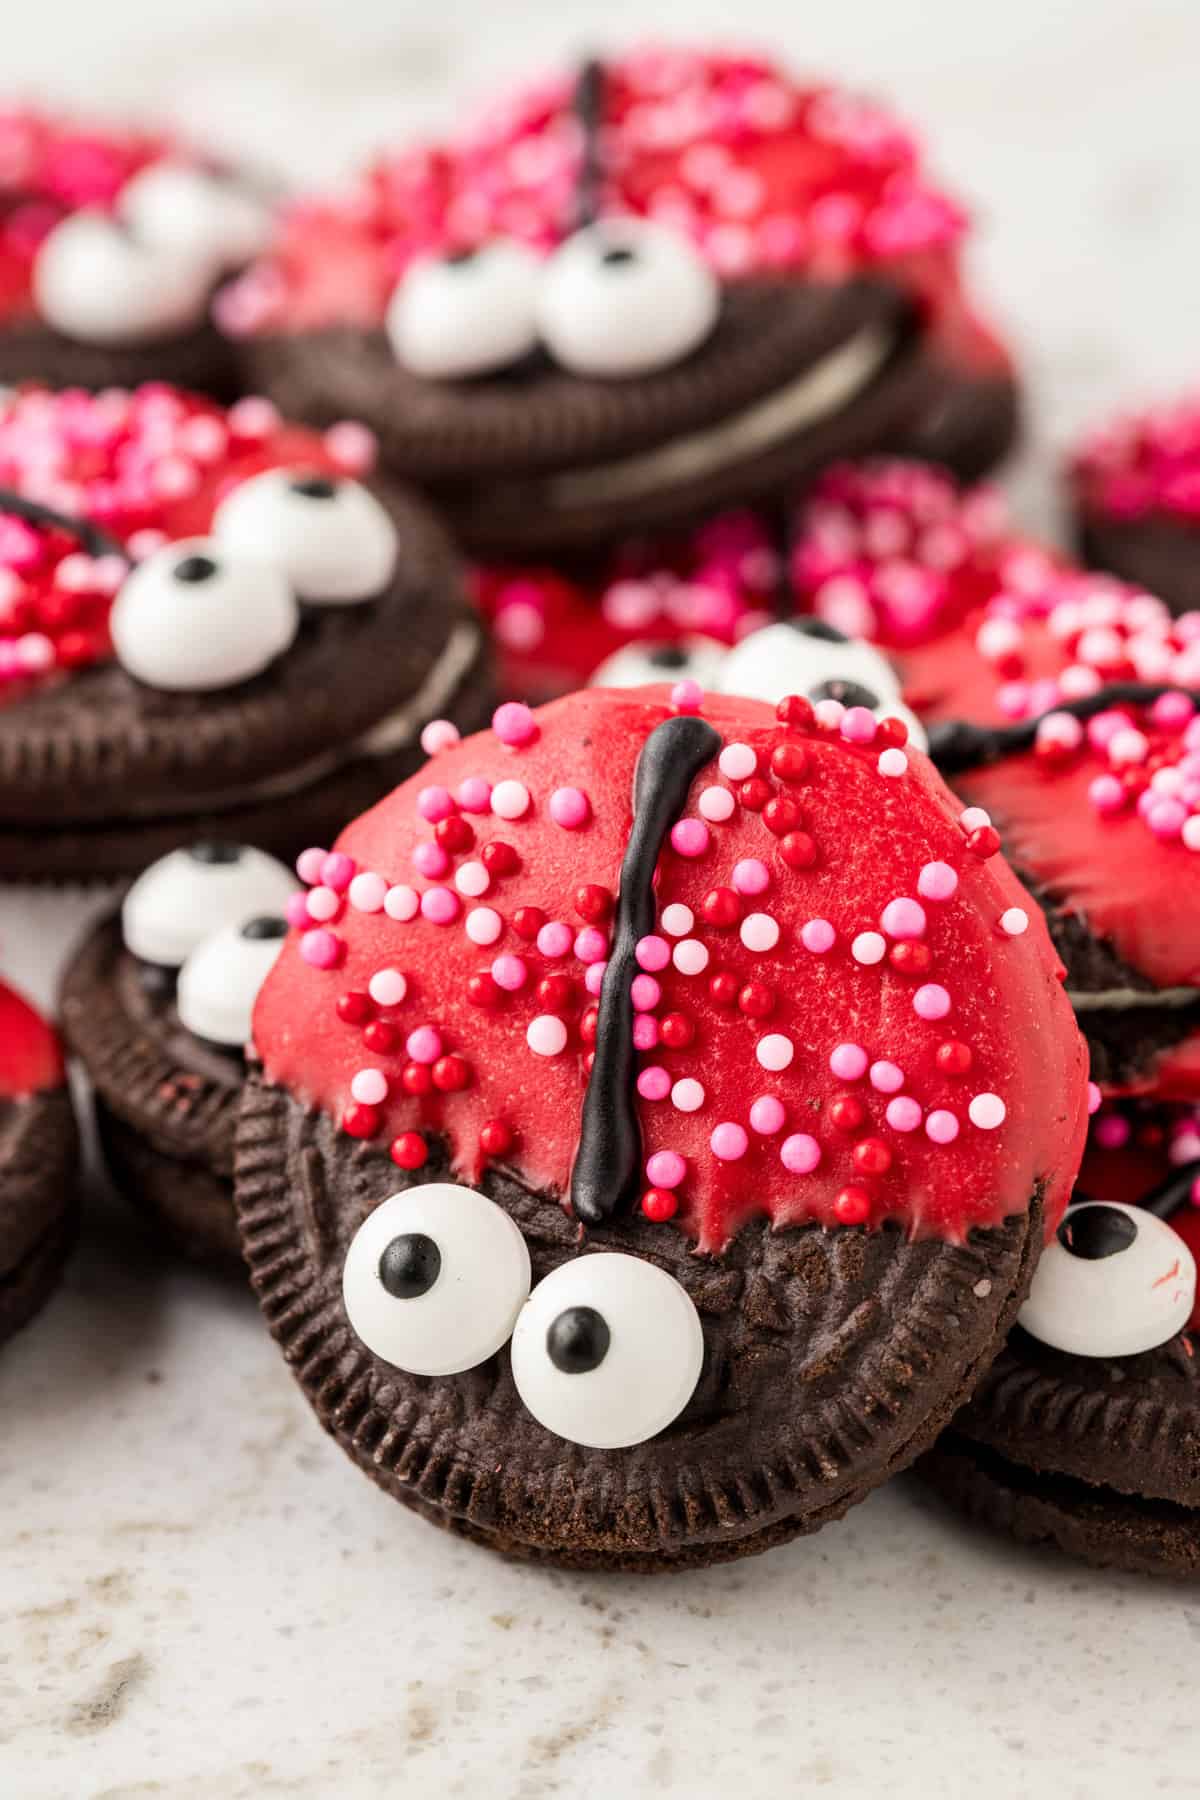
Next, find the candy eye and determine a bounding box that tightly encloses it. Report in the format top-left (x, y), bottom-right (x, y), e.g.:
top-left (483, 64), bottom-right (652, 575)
top-left (509, 1253), bottom-right (703, 1448)
top-left (32, 211), bottom-right (213, 345)
top-left (121, 843), bottom-right (297, 967)
top-left (386, 241), bottom-right (541, 379)
top-left (176, 914), bottom-right (288, 1047)
top-left (718, 621), bottom-right (929, 749)
top-left (590, 636), bottom-right (729, 692)
top-left (342, 1185), bottom-right (531, 1376)
top-left (110, 539), bottom-right (298, 691)
top-left (1019, 1201), bottom-right (1197, 1358)
top-left (213, 470), bottom-right (398, 605)
top-left (118, 163), bottom-right (272, 271)
top-left (537, 220), bottom-right (719, 379)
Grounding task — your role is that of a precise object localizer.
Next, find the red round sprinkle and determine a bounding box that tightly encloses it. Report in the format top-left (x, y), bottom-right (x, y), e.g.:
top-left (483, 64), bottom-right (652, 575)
top-left (779, 831), bottom-right (817, 869)
top-left (574, 883), bottom-right (613, 922)
top-left (829, 1094), bottom-right (865, 1132)
top-left (709, 970), bottom-right (739, 1008)
top-left (432, 1054), bottom-right (470, 1092)
top-left (641, 1187), bottom-right (679, 1223)
top-left (776, 694), bottom-right (815, 730)
top-left (435, 814), bottom-right (475, 853)
top-left (57, 630), bottom-right (100, 668)
top-left (512, 905), bottom-right (546, 940)
top-left (1121, 769), bottom-right (1149, 801)
top-left (834, 1185), bottom-right (872, 1225)
top-left (738, 777), bottom-right (772, 812)
top-left (771, 742), bottom-right (809, 783)
top-left (763, 794), bottom-right (802, 836)
top-left (579, 1004), bottom-right (599, 1045)
top-left (467, 972), bottom-right (503, 1009)
top-left (583, 1050), bottom-right (595, 1076)
top-left (875, 716), bottom-right (909, 749)
top-left (536, 974), bottom-right (574, 1013)
top-left (1034, 736), bottom-right (1071, 767)
top-left (700, 885), bottom-right (741, 928)
top-left (481, 840), bottom-right (519, 876)
top-left (479, 1119), bottom-right (513, 1158)
top-left (401, 1062), bottom-right (433, 1096)
top-left (889, 941), bottom-right (932, 977)
top-left (853, 1137), bottom-right (893, 1176)
top-left (965, 825), bottom-right (1001, 859)
top-left (660, 1011), bottom-right (695, 1049)
top-left (935, 1040), bottom-right (973, 1076)
top-left (738, 981), bottom-right (774, 1019)
top-left (390, 1131), bottom-right (428, 1170)
top-left (343, 1102), bottom-right (381, 1140)
top-left (363, 1020), bottom-right (398, 1054)
top-left (336, 990), bottom-right (373, 1025)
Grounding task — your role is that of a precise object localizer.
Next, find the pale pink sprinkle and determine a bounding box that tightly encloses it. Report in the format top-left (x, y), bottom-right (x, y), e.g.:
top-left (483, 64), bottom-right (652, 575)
top-left (638, 1066), bottom-right (672, 1101)
top-left (851, 931), bottom-right (886, 966)
top-left (549, 786), bottom-right (590, 829)
top-left (1183, 816), bottom-right (1200, 851)
top-left (780, 1133), bottom-right (821, 1174)
top-left (632, 1015), bottom-right (659, 1051)
top-left (575, 927), bottom-right (609, 964)
top-left (877, 748), bottom-right (908, 777)
top-left (1089, 774), bottom-right (1125, 816)
top-left (584, 961), bottom-right (608, 996)
top-left (285, 893), bottom-right (311, 929)
top-left (756, 1033), bottom-right (794, 1072)
top-left (416, 784), bottom-right (455, 823)
top-left (454, 861), bottom-right (490, 898)
top-left (296, 847), bottom-right (326, 884)
top-left (959, 807), bottom-right (992, 832)
top-left (886, 1096), bottom-right (923, 1133)
top-left (1087, 1081), bottom-right (1102, 1115)
top-left (750, 1096), bottom-right (786, 1135)
top-left (491, 779), bottom-right (531, 820)
top-left (925, 1109), bottom-right (960, 1145)
top-left (671, 1078), bottom-right (705, 1113)
top-left (348, 872), bottom-right (387, 913)
top-left (368, 967), bottom-right (407, 1007)
top-left (976, 616), bottom-right (1022, 662)
top-left (537, 921), bottom-right (573, 958)
top-left (492, 701), bottom-right (538, 747)
top-left (457, 777), bottom-right (492, 814)
top-left (870, 1060), bottom-right (904, 1094)
top-left (917, 861), bottom-right (958, 902)
top-left (465, 906), bottom-right (502, 946)
top-left (672, 939), bottom-right (709, 976)
top-left (1036, 711), bottom-right (1085, 752)
top-left (1087, 710), bottom-right (1129, 752)
top-left (323, 419), bottom-right (378, 474)
top-left (631, 974), bottom-right (661, 1012)
top-left (830, 1042), bottom-right (868, 1081)
top-left (384, 884), bottom-right (420, 922)
top-left (913, 983), bottom-right (951, 1021)
top-left (321, 852), bottom-right (356, 892)
top-left (969, 1093), bottom-right (1007, 1130)
top-left (814, 698), bottom-right (845, 730)
top-left (527, 1015), bottom-right (567, 1057)
top-left (351, 1068), bottom-right (388, 1106)
top-left (996, 682), bottom-right (1031, 719)
top-left (646, 1150), bottom-right (686, 1189)
top-left (1149, 798), bottom-right (1188, 839)
top-left (711, 1122), bottom-right (749, 1161)
top-left (412, 841), bottom-right (450, 879)
top-left (1108, 727), bottom-right (1149, 767)
top-left (801, 918), bottom-right (835, 954)
top-left (732, 857), bottom-right (770, 896)
top-left (880, 897), bottom-right (926, 940)
top-left (698, 784), bottom-right (735, 822)
top-left (491, 954), bottom-right (527, 992)
top-left (670, 817), bottom-right (710, 857)
top-left (660, 904), bottom-right (693, 936)
top-left (419, 719), bottom-right (460, 756)
top-left (670, 678), bottom-right (704, 712)
top-left (839, 706), bottom-right (878, 745)
top-left (740, 913), bottom-right (779, 953)
top-left (305, 884), bottom-right (340, 923)
top-left (999, 908), bottom-right (1029, 936)
top-left (636, 935), bottom-right (671, 972)
top-left (299, 929), bottom-right (340, 969)
top-left (406, 1026), bottom-right (443, 1064)
top-left (718, 742), bottom-right (757, 781)
top-left (229, 397), bottom-right (280, 437)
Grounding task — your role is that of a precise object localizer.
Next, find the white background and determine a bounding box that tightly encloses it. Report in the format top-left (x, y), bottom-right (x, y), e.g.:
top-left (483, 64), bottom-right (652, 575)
top-left (2, 3), bottom-right (1199, 1795)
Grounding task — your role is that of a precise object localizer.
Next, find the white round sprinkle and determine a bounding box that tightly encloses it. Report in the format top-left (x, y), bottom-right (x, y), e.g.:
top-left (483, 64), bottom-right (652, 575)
top-left (673, 938), bottom-right (709, 975)
top-left (851, 931), bottom-right (887, 966)
top-left (740, 913), bottom-right (780, 953)
top-left (969, 1093), bottom-right (1007, 1130)
top-left (698, 785), bottom-right (735, 822)
top-left (465, 906), bottom-right (503, 946)
top-left (455, 860), bottom-right (490, 898)
top-left (878, 748), bottom-right (908, 777)
top-left (491, 779), bottom-right (531, 821)
top-left (527, 1015), bottom-right (568, 1057)
top-left (350, 1068), bottom-right (388, 1106)
top-left (671, 1078), bottom-right (705, 1113)
top-left (999, 908), bottom-right (1029, 936)
top-left (755, 1034), bottom-right (794, 1072)
top-left (960, 806), bottom-right (992, 831)
top-left (306, 884), bottom-right (340, 922)
top-left (348, 871), bottom-right (387, 913)
top-left (384, 884), bottom-right (420, 922)
top-left (368, 967), bottom-right (407, 1007)
top-left (718, 742), bottom-right (757, 781)
top-left (661, 903), bottom-right (694, 937)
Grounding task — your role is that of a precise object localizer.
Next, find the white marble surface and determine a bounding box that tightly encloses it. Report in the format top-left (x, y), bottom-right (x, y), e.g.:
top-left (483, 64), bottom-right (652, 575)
top-left (3, 3), bottom-right (1200, 1794)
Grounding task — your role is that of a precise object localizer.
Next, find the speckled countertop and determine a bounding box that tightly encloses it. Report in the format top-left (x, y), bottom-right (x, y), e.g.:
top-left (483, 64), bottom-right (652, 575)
top-left (3, 3), bottom-right (1200, 1795)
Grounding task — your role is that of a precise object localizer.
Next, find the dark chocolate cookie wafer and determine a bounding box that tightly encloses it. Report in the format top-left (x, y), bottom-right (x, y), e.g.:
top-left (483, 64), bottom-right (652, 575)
top-left (0, 981), bottom-right (78, 1344)
top-left (0, 386), bottom-right (492, 882)
top-left (235, 685), bottom-right (1086, 1570)
top-left (1070, 393), bottom-right (1200, 616)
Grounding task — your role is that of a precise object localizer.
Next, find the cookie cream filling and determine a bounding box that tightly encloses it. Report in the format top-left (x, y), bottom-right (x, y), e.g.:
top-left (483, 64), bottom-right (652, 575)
top-left (1068, 986), bottom-right (1200, 1011)
top-left (544, 321), bottom-right (897, 508)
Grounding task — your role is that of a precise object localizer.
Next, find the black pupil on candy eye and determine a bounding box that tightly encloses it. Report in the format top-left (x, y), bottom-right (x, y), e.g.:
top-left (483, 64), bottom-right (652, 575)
top-left (174, 554), bottom-right (219, 584)
top-left (289, 474), bottom-right (338, 500)
top-left (788, 618), bottom-right (849, 645)
top-left (240, 915), bottom-right (287, 941)
top-left (809, 677), bottom-right (881, 710)
top-left (647, 646), bottom-right (689, 671)
top-left (546, 1305), bottom-right (611, 1374)
top-left (445, 248), bottom-right (478, 268)
top-left (189, 841), bottom-right (242, 865)
top-left (600, 245), bottom-right (636, 268)
top-left (1058, 1206), bottom-right (1138, 1260)
top-left (378, 1232), bottom-right (442, 1299)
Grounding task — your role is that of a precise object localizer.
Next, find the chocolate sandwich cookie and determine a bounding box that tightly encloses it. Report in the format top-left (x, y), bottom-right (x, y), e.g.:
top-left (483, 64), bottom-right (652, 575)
top-left (920, 1097), bottom-right (1200, 1575)
top-left (785, 459), bottom-right (1200, 1095)
top-left (0, 385), bottom-right (491, 882)
top-left (0, 979), bottom-right (78, 1343)
top-left (0, 106), bottom-right (275, 398)
top-left (60, 841), bottom-right (301, 1261)
top-left (234, 685), bottom-right (1086, 1571)
top-left (1070, 393), bottom-right (1200, 616)
top-left (226, 48), bottom-right (1018, 557)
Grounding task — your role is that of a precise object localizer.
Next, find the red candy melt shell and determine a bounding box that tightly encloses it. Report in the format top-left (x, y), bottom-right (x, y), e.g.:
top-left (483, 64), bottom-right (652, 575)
top-left (0, 980), bottom-right (65, 1096)
top-left (255, 687), bottom-right (1087, 1252)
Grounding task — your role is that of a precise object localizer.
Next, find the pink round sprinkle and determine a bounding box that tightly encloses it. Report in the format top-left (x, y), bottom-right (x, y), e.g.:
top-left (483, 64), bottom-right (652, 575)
top-left (661, 904), bottom-right (694, 937)
top-left (740, 913), bottom-right (779, 953)
top-left (575, 927), bottom-right (609, 964)
top-left (299, 928), bottom-right (341, 969)
top-left (756, 1033), bottom-right (794, 1071)
top-left (968, 1093), bottom-right (1007, 1130)
top-left (491, 779), bottom-right (531, 821)
top-left (1089, 773), bottom-right (1125, 816)
top-left (457, 777), bottom-right (492, 813)
top-left (671, 678), bottom-right (704, 712)
top-left (632, 1015), bottom-right (659, 1051)
top-left (384, 884), bottom-right (420, 922)
top-left (1184, 816), bottom-right (1200, 852)
top-left (636, 935), bottom-right (671, 972)
top-left (699, 786), bottom-right (736, 822)
top-left (830, 1042), bottom-right (868, 1081)
top-left (549, 786), bottom-right (590, 829)
top-left (840, 706), bottom-right (878, 744)
top-left (285, 892), bottom-right (311, 929)
top-left (1108, 727), bottom-right (1149, 766)
top-left (348, 871), bottom-right (387, 913)
top-left (1148, 798), bottom-right (1188, 839)
top-left (351, 1069), bottom-right (388, 1106)
top-left (638, 1066), bottom-right (672, 1101)
top-left (420, 887), bottom-right (460, 925)
top-left (870, 1060), bottom-right (904, 1094)
top-left (960, 807), bottom-right (991, 832)
top-left (1095, 1114), bottom-right (1131, 1149)
top-left (814, 698), bottom-right (845, 730)
top-left (1152, 690), bottom-right (1195, 730)
top-left (631, 974), bottom-right (661, 1012)
top-left (718, 742), bottom-right (757, 780)
top-left (801, 918), bottom-right (835, 954)
top-left (417, 784), bottom-right (455, 823)
top-left (296, 847), bottom-right (326, 885)
top-left (420, 718), bottom-right (460, 756)
top-left (999, 908), bottom-right (1028, 936)
top-left (851, 931), bottom-right (886, 966)
top-left (406, 1026), bottom-right (443, 1065)
top-left (455, 861), bottom-right (490, 898)
top-left (368, 967), bottom-right (407, 1007)
top-left (1087, 1081), bottom-right (1102, 1115)
top-left (492, 701), bottom-right (537, 747)
top-left (584, 961), bottom-right (608, 996)
top-left (305, 884), bottom-right (340, 923)
top-left (780, 1134), bottom-right (821, 1174)
top-left (671, 1078), bottom-right (705, 1113)
top-left (412, 841), bottom-right (450, 880)
top-left (886, 1095), bottom-right (923, 1132)
top-left (880, 897), bottom-right (926, 940)
top-left (465, 906), bottom-right (502, 946)
top-left (491, 954), bottom-right (528, 992)
top-left (673, 939), bottom-right (709, 976)
top-left (321, 853), bottom-right (355, 892)
top-left (925, 1109), bottom-right (960, 1144)
top-left (917, 861), bottom-right (958, 902)
top-left (670, 818), bottom-right (710, 857)
top-left (878, 749), bottom-right (908, 777)
top-left (646, 1150), bottom-right (686, 1189)
top-left (732, 858), bottom-right (770, 896)
top-left (750, 1096), bottom-right (786, 1135)
top-left (711, 1122), bottom-right (749, 1161)
top-left (527, 1015), bottom-right (567, 1057)
top-left (913, 984), bottom-right (951, 1021)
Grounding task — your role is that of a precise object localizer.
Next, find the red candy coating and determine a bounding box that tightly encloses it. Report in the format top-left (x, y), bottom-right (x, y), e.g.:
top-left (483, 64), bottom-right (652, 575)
top-left (0, 980), bottom-right (65, 1096)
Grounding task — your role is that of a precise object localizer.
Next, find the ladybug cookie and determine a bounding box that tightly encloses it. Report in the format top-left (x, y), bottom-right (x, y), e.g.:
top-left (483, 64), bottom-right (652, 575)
top-left (0, 978), bottom-right (78, 1344)
top-left (225, 47), bottom-right (1019, 557)
top-left (0, 384), bottom-right (491, 881)
top-left (1070, 391), bottom-right (1200, 616)
top-left (234, 685), bottom-right (1086, 1570)
top-left (0, 106), bottom-right (272, 397)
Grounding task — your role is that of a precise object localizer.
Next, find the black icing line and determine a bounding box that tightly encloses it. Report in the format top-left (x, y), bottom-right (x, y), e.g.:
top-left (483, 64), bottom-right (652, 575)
top-left (571, 57), bottom-right (607, 232)
top-left (1137, 1161), bottom-right (1200, 1222)
top-left (0, 487), bottom-right (128, 564)
top-left (570, 713), bottom-right (721, 1226)
top-left (927, 682), bottom-right (1200, 775)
